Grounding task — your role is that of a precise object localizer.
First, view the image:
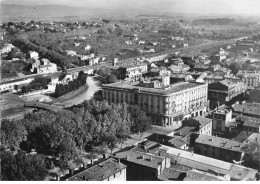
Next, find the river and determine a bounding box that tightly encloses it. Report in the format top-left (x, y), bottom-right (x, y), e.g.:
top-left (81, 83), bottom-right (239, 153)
top-left (61, 76), bottom-right (101, 106)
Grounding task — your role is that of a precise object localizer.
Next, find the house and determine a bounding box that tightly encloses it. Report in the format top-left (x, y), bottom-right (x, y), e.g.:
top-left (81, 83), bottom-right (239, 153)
top-left (88, 57), bottom-right (100, 66)
top-left (85, 45), bottom-right (91, 50)
top-left (124, 40), bottom-right (132, 45)
top-left (0, 44), bottom-right (15, 54)
top-left (183, 43), bottom-right (188, 47)
top-left (29, 51), bottom-right (39, 60)
top-left (74, 43), bottom-right (80, 47)
top-left (66, 50), bottom-right (77, 56)
top-left (194, 134), bottom-right (244, 163)
top-left (31, 58), bottom-right (57, 74)
top-left (138, 40), bottom-right (145, 44)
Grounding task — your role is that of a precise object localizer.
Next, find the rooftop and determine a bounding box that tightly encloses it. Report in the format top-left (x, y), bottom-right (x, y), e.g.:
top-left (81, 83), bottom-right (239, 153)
top-left (236, 115), bottom-right (260, 128)
top-left (67, 158), bottom-right (126, 181)
top-left (194, 117), bottom-right (212, 127)
top-left (184, 169), bottom-right (225, 181)
top-left (195, 134), bottom-right (243, 152)
top-left (103, 81), bottom-right (207, 96)
top-left (220, 79), bottom-right (236, 87)
top-left (115, 150), bottom-right (165, 169)
top-left (158, 145), bottom-right (257, 180)
top-left (234, 131), bottom-right (254, 143)
top-left (158, 168), bottom-right (183, 181)
top-left (232, 102), bottom-right (260, 116)
top-left (175, 126), bottom-right (197, 137)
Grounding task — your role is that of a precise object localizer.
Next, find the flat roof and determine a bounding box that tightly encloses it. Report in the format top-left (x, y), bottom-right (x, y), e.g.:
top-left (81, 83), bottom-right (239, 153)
top-left (115, 150), bottom-right (164, 169)
top-left (103, 81), bottom-right (206, 96)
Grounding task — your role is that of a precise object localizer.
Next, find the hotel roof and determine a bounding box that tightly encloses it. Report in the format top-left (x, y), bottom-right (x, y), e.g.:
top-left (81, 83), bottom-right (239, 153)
top-left (103, 81), bottom-right (206, 96)
top-left (195, 134), bottom-right (243, 152)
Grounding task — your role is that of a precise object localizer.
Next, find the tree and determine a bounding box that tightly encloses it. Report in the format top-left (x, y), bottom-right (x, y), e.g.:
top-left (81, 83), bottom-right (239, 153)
top-left (114, 27), bottom-right (123, 37)
top-left (93, 90), bottom-right (103, 101)
top-left (0, 119), bottom-right (27, 150)
top-left (1, 151), bottom-right (48, 181)
top-left (229, 62), bottom-right (241, 75)
top-left (107, 134), bottom-right (117, 153)
top-left (128, 106), bottom-right (151, 139)
top-left (108, 74), bottom-right (117, 83)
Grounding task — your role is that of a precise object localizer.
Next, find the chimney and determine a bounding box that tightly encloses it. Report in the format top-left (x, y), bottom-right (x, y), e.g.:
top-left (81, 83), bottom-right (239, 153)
top-left (91, 159), bottom-right (94, 165)
top-left (69, 168), bottom-right (74, 176)
top-left (56, 174), bottom-right (60, 181)
top-left (126, 156), bottom-right (129, 160)
top-left (103, 154), bottom-right (107, 159)
top-left (117, 158), bottom-right (121, 164)
top-left (150, 155), bottom-right (153, 161)
top-left (83, 162), bottom-right (87, 169)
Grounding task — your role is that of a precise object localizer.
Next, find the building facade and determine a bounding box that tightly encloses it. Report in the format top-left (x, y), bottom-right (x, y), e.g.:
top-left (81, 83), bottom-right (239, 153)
top-left (102, 81), bottom-right (208, 126)
top-left (212, 108), bottom-right (233, 136)
top-left (208, 79), bottom-right (246, 110)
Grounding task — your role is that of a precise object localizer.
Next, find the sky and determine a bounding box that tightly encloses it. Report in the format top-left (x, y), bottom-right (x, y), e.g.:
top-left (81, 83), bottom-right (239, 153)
top-left (1, 0), bottom-right (260, 15)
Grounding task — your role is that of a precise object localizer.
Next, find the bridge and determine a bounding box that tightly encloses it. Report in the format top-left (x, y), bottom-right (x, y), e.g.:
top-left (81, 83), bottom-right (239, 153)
top-left (24, 102), bottom-right (71, 113)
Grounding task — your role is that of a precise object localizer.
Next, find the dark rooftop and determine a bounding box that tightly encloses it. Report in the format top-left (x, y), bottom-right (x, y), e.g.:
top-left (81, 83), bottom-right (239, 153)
top-left (67, 158), bottom-right (126, 181)
top-left (234, 131), bottom-right (254, 143)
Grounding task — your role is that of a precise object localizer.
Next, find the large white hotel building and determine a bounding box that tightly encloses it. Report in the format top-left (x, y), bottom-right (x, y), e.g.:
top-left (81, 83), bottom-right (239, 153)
top-left (102, 77), bottom-right (208, 127)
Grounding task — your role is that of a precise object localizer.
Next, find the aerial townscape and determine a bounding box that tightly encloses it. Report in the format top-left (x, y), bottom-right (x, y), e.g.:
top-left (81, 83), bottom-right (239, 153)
top-left (1, 0), bottom-right (260, 181)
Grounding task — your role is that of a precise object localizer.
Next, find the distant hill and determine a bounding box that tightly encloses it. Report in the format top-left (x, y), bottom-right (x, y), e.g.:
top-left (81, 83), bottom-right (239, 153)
top-left (192, 18), bottom-right (236, 25)
top-left (0, 3), bottom-right (110, 22)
